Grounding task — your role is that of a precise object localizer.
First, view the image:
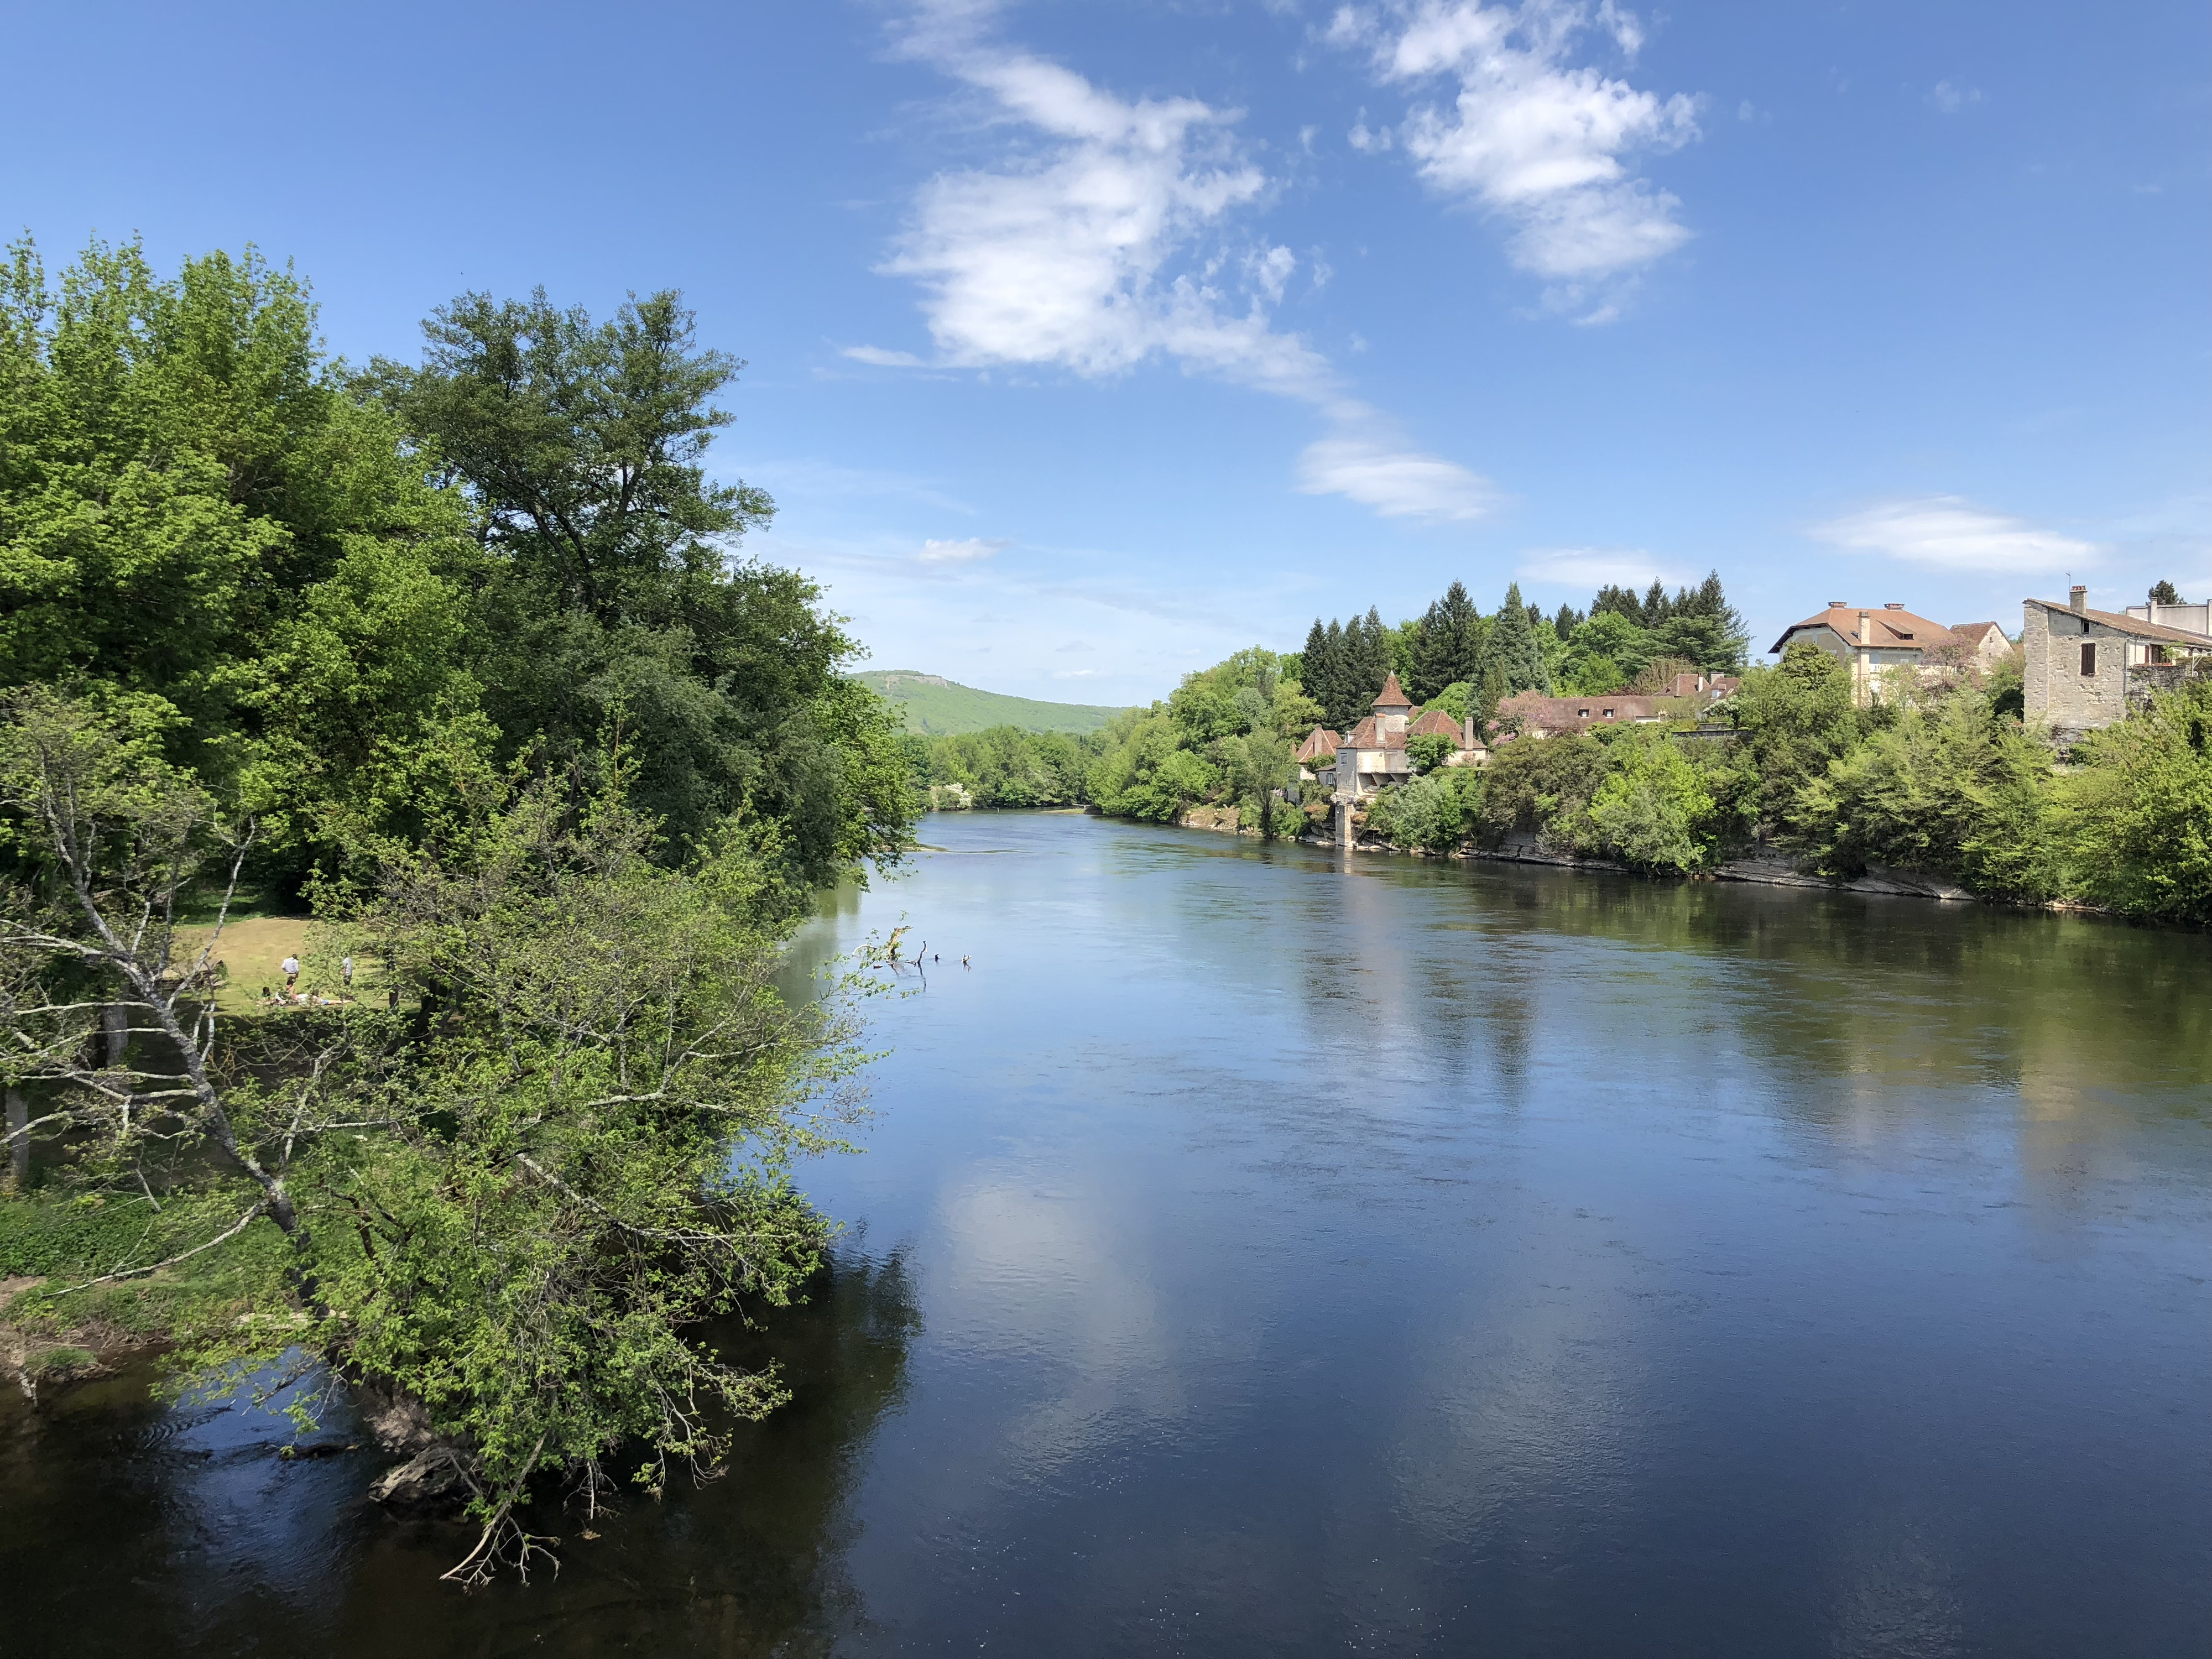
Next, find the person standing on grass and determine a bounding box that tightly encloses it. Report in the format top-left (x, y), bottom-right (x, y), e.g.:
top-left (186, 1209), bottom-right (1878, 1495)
top-left (281, 955), bottom-right (300, 996)
top-left (341, 956), bottom-right (354, 992)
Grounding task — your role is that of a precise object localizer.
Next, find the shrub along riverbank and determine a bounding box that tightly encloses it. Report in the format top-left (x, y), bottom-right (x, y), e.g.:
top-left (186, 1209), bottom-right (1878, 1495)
top-left (915, 634), bottom-right (2212, 927)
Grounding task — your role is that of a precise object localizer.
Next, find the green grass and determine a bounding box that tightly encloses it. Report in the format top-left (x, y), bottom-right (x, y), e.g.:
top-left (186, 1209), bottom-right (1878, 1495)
top-left (853, 670), bottom-right (1129, 736)
top-left (0, 1188), bottom-right (292, 1341)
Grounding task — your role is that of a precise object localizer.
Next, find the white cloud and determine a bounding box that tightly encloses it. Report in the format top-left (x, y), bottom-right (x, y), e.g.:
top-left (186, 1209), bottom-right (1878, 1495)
top-left (1515, 546), bottom-right (1682, 589)
top-left (865, 4), bottom-right (1329, 398)
top-left (1811, 497), bottom-right (2100, 572)
top-left (1332, 1), bottom-right (1700, 298)
top-left (1297, 435), bottom-right (1500, 521)
top-left (1927, 79), bottom-right (1983, 115)
top-left (866, 1), bottom-right (1496, 523)
top-left (842, 344), bottom-right (932, 368)
top-left (918, 535), bottom-right (1009, 565)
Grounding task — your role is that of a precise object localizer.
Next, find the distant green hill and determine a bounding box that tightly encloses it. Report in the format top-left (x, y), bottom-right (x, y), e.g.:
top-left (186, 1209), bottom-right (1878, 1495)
top-left (854, 670), bottom-right (1128, 737)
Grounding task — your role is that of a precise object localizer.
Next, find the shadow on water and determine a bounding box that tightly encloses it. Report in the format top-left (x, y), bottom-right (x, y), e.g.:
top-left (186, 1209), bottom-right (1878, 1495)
top-left (0, 1246), bottom-right (921, 1659)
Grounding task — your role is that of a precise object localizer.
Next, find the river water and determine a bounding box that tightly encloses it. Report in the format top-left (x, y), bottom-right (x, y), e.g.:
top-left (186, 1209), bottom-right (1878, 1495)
top-left (6, 811), bottom-right (2211, 1656)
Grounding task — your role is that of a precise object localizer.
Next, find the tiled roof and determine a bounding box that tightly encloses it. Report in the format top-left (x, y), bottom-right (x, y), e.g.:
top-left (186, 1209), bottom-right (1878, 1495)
top-left (2025, 599), bottom-right (2212, 647)
top-left (1407, 707), bottom-right (1462, 739)
top-left (1296, 726), bottom-right (1340, 761)
top-left (1495, 690), bottom-right (1668, 734)
top-left (1341, 715), bottom-right (1406, 750)
top-left (1768, 603), bottom-right (1963, 658)
top-left (1370, 671), bottom-right (1412, 711)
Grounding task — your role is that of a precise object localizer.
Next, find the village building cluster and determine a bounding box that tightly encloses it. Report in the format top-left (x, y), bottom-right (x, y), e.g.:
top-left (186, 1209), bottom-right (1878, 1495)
top-left (1296, 588), bottom-right (2212, 822)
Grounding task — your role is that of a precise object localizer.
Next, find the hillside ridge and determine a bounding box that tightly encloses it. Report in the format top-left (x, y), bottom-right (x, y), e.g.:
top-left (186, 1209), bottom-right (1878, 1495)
top-left (854, 669), bottom-right (1129, 736)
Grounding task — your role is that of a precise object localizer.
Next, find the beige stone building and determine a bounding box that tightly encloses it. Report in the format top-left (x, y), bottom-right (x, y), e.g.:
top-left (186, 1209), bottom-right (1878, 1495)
top-left (1767, 602), bottom-right (2010, 706)
top-left (2022, 587), bottom-right (2212, 742)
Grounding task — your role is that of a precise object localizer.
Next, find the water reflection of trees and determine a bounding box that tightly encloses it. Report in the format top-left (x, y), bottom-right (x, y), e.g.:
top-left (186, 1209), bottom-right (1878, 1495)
top-left (1165, 836), bottom-right (2212, 1175)
top-left (0, 1248), bottom-right (921, 1659)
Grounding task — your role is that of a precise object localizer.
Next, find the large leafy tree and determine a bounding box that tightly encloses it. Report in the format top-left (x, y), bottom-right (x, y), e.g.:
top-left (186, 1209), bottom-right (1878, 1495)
top-left (0, 238), bottom-right (483, 875)
top-left (372, 288), bottom-right (912, 883)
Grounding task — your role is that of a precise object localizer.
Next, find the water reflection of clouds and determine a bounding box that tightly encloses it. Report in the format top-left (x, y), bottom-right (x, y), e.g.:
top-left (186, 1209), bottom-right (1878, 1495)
top-left (929, 1173), bottom-right (1185, 1483)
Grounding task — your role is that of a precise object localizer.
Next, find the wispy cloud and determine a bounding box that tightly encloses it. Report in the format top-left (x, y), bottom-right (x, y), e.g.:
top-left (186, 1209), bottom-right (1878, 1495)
top-left (1328, 1), bottom-right (1702, 319)
top-left (917, 535), bottom-right (1009, 565)
top-left (1811, 497), bottom-right (2099, 571)
top-left (1926, 79), bottom-right (1983, 115)
top-left (1515, 546), bottom-right (1683, 589)
top-left (1298, 435), bottom-right (1500, 521)
top-left (858, 0), bottom-right (1495, 523)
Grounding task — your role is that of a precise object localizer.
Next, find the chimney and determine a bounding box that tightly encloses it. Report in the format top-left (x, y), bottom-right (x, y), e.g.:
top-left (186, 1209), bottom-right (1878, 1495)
top-left (1857, 609), bottom-right (1872, 644)
top-left (1884, 602), bottom-right (1905, 610)
top-left (2069, 585), bottom-right (2087, 614)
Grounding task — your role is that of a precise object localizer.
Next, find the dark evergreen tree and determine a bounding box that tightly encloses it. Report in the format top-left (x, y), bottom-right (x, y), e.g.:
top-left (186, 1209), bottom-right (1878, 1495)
top-left (1300, 618), bottom-right (1332, 722)
top-left (1641, 580), bottom-right (1672, 627)
top-left (1411, 580), bottom-right (1482, 700)
top-left (1593, 584), bottom-right (1644, 623)
top-left (1553, 603), bottom-right (1584, 638)
top-left (1490, 582), bottom-right (1550, 695)
top-left (2151, 579), bottom-right (2183, 605)
top-left (1348, 608), bottom-right (1392, 717)
top-left (1326, 618), bottom-right (1358, 728)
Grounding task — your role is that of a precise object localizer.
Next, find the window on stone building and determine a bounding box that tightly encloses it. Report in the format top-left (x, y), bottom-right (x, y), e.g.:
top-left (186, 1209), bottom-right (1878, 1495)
top-left (2080, 642), bottom-right (2097, 677)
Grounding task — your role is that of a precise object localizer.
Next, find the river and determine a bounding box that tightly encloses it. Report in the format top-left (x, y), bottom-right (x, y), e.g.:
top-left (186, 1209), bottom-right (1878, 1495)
top-left (6, 810), bottom-right (2211, 1656)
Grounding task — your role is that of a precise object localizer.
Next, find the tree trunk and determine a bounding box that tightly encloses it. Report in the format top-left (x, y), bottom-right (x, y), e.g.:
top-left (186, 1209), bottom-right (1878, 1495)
top-left (103, 1001), bottom-right (128, 1067)
top-left (5, 1088), bottom-right (27, 1190)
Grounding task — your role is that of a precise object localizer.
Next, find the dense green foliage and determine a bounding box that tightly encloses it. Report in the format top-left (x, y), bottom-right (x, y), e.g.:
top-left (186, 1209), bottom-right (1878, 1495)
top-left (0, 240), bottom-right (919, 1580)
top-left (1042, 615), bottom-right (2212, 927)
top-left (915, 725), bottom-right (1095, 807)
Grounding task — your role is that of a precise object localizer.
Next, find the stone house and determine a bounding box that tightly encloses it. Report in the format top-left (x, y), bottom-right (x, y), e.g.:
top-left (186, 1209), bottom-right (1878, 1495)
top-left (2023, 586), bottom-right (2212, 742)
top-left (1767, 602), bottom-right (2010, 707)
top-left (1302, 672), bottom-right (1484, 800)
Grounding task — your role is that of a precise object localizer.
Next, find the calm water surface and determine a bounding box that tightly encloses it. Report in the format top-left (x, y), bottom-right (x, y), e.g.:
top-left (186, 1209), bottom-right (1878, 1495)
top-left (8, 811), bottom-right (2212, 1656)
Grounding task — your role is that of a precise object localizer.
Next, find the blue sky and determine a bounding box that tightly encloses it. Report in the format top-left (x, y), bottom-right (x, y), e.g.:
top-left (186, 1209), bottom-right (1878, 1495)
top-left (6, 0), bottom-right (2206, 704)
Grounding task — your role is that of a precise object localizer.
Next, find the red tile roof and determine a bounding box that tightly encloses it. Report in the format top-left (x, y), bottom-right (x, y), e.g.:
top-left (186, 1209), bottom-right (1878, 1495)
top-left (1370, 671), bottom-right (1412, 711)
top-left (1296, 726), bottom-right (1340, 761)
top-left (1408, 707), bottom-right (1462, 739)
top-left (1341, 715), bottom-right (1406, 750)
top-left (1768, 603), bottom-right (1964, 658)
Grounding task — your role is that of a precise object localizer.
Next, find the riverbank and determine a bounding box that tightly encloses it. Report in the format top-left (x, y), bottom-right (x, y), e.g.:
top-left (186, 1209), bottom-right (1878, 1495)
top-left (1147, 804), bottom-right (2074, 910)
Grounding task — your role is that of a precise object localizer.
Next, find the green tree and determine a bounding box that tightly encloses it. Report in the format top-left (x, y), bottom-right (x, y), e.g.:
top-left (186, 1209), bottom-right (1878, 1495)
top-left (1795, 686), bottom-right (2059, 899)
top-left (1218, 729), bottom-right (1296, 839)
top-left (2065, 675), bottom-right (2212, 920)
top-left (0, 698), bottom-right (868, 1582)
top-left (373, 288), bottom-right (912, 881)
top-left (1722, 643), bottom-right (1863, 838)
top-left (1477, 734), bottom-right (1611, 846)
top-left (1579, 733), bottom-right (1720, 873)
top-left (1410, 581), bottom-right (1482, 701)
top-left (0, 237), bottom-right (486, 878)
top-left (1406, 733), bottom-right (1455, 773)
top-left (1489, 582), bottom-right (1550, 696)
top-left (1558, 611), bottom-right (1648, 695)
